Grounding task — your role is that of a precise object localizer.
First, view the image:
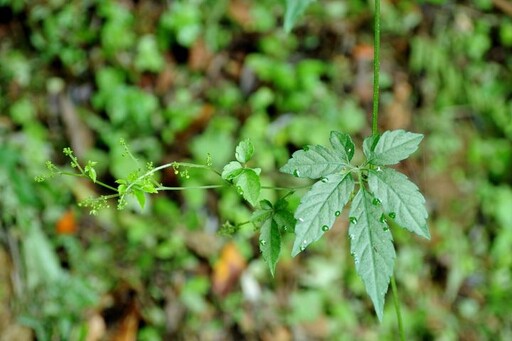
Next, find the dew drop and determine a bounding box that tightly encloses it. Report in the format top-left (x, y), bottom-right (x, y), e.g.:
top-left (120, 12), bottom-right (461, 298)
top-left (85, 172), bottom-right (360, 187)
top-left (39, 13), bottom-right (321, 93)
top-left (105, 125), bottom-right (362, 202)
top-left (322, 225), bottom-right (329, 231)
top-left (321, 177), bottom-right (329, 183)
top-left (302, 240), bottom-right (307, 244)
top-left (372, 198), bottom-right (382, 206)
top-left (347, 148), bottom-right (352, 153)
top-left (376, 166), bottom-right (382, 172)
top-left (293, 169), bottom-right (300, 177)
top-left (349, 216), bottom-right (358, 224)
top-left (303, 145), bottom-right (310, 151)
top-left (298, 217), bottom-right (304, 222)
top-left (259, 240), bottom-right (267, 246)
top-left (348, 233), bottom-right (354, 240)
top-left (236, 186), bottom-right (244, 195)
top-left (335, 211), bottom-right (341, 217)
top-left (300, 245), bottom-right (306, 251)
top-left (383, 226), bottom-right (389, 231)
top-left (350, 251), bottom-right (356, 257)
top-left (389, 212), bottom-right (396, 219)
top-left (379, 214), bottom-right (387, 223)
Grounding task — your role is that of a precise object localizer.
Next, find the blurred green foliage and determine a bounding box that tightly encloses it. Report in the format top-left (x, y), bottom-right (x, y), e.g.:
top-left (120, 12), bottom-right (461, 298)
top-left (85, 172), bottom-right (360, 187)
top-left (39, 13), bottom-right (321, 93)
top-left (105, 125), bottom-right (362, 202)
top-left (1, 0), bottom-right (512, 340)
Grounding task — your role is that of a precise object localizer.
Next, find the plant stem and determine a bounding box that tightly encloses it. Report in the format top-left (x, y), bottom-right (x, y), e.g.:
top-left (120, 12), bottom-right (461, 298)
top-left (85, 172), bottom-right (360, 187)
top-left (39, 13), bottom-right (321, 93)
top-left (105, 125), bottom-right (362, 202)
top-left (391, 276), bottom-right (405, 341)
top-left (372, 0), bottom-right (381, 135)
top-left (157, 185), bottom-right (224, 191)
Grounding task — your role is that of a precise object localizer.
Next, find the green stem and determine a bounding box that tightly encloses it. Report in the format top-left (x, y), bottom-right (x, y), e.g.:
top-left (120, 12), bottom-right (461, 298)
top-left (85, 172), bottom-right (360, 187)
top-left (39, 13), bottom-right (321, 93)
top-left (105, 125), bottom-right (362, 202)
top-left (391, 276), bottom-right (405, 341)
top-left (59, 172), bottom-right (118, 192)
top-left (372, 0), bottom-right (381, 135)
top-left (157, 185), bottom-right (224, 191)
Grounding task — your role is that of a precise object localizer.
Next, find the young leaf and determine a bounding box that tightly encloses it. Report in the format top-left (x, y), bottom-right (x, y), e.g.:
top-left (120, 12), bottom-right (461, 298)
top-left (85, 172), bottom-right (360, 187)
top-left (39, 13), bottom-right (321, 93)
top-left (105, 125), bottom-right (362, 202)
top-left (259, 219), bottom-right (281, 276)
top-left (364, 130), bottom-right (423, 165)
top-left (292, 173), bottom-right (354, 256)
top-left (235, 139), bottom-right (254, 164)
top-left (329, 131), bottom-right (355, 162)
top-left (368, 168), bottom-right (430, 239)
top-left (233, 169), bottom-right (260, 206)
top-left (221, 161), bottom-right (243, 181)
top-left (133, 189), bottom-right (146, 209)
top-left (349, 188), bottom-right (396, 321)
top-left (284, 0), bottom-right (314, 33)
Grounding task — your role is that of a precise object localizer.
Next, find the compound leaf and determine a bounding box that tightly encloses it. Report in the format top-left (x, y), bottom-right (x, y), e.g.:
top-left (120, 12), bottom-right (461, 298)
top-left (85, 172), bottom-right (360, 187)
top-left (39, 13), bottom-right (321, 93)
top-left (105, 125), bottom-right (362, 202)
top-left (349, 188), bottom-right (396, 321)
top-left (284, 0), bottom-right (314, 33)
top-left (292, 173), bottom-right (354, 256)
top-left (364, 130), bottom-right (423, 165)
top-left (368, 168), bottom-right (430, 239)
top-left (259, 219), bottom-right (281, 276)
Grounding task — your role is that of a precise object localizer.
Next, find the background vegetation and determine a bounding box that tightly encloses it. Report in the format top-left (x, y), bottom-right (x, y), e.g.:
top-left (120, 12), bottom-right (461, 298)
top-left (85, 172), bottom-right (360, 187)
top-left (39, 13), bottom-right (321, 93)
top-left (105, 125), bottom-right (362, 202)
top-left (1, 0), bottom-right (511, 339)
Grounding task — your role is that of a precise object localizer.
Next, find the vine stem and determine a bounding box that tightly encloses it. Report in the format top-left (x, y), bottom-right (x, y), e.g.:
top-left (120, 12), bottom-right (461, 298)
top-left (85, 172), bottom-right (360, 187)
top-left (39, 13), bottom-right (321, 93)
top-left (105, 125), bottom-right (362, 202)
top-left (391, 276), bottom-right (405, 341)
top-left (372, 0), bottom-right (381, 135)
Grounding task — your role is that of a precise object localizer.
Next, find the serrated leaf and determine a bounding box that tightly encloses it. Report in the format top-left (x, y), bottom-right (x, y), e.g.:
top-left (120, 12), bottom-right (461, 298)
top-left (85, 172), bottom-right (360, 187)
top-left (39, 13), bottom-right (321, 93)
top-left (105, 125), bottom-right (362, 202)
top-left (349, 188), bottom-right (396, 321)
top-left (259, 219), bottom-right (281, 276)
top-left (251, 206), bottom-right (272, 225)
top-left (292, 173), bottom-right (354, 256)
top-left (368, 168), bottom-right (430, 239)
top-left (234, 169), bottom-right (260, 206)
top-left (274, 209), bottom-right (296, 233)
top-left (280, 145), bottom-right (348, 179)
top-left (363, 134), bottom-right (380, 158)
top-left (284, 0), bottom-right (314, 33)
top-left (329, 131), bottom-right (355, 162)
top-left (364, 130), bottom-right (423, 165)
top-left (235, 139), bottom-right (254, 164)
top-left (221, 161), bottom-right (243, 180)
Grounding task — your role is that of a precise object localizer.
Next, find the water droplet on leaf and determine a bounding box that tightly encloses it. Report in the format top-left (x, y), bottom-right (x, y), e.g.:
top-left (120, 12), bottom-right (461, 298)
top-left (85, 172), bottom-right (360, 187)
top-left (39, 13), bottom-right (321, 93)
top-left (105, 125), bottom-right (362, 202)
top-left (298, 217), bottom-right (304, 222)
top-left (379, 214), bottom-right (387, 223)
top-left (349, 216), bottom-right (357, 224)
top-left (322, 225), bottom-right (329, 231)
top-left (293, 169), bottom-right (300, 177)
top-left (335, 211), bottom-right (341, 217)
top-left (259, 240), bottom-right (266, 246)
top-left (302, 240), bottom-right (307, 244)
top-left (383, 226), bottom-right (389, 231)
top-left (376, 166), bottom-right (382, 172)
top-left (389, 212), bottom-right (396, 219)
top-left (303, 145), bottom-right (310, 151)
top-left (321, 177), bottom-right (329, 183)
top-left (300, 245), bottom-right (306, 251)
top-left (372, 198), bottom-right (381, 206)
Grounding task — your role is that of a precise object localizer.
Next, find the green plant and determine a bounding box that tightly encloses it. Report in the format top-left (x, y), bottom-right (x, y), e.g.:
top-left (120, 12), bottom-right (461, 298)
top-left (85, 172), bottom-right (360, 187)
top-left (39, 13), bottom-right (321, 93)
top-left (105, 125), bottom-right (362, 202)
top-left (36, 0), bottom-right (430, 334)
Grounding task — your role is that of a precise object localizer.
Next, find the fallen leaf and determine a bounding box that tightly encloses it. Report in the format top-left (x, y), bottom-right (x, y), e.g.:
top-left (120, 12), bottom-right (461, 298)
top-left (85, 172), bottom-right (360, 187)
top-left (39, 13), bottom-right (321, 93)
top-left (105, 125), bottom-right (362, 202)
top-left (212, 242), bottom-right (246, 296)
top-left (188, 39), bottom-right (213, 71)
top-left (228, 0), bottom-right (252, 28)
top-left (56, 210), bottom-right (76, 235)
